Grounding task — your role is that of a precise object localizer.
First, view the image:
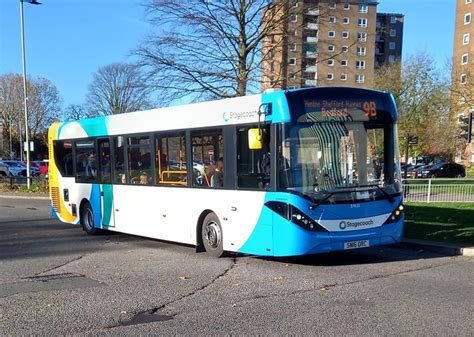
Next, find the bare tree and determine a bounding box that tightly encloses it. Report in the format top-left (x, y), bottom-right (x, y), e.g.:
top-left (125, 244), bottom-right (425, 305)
top-left (135, 0), bottom-right (293, 102)
top-left (86, 63), bottom-right (152, 115)
top-left (0, 73), bottom-right (61, 157)
top-left (63, 104), bottom-right (91, 121)
top-left (28, 77), bottom-right (62, 138)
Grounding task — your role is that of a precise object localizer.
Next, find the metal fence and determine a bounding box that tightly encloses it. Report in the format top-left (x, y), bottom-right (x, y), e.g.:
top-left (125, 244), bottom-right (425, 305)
top-left (403, 179), bottom-right (474, 203)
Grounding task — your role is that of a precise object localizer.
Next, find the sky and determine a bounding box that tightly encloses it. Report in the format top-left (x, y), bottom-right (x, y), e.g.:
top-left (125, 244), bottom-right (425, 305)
top-left (0, 0), bottom-right (457, 110)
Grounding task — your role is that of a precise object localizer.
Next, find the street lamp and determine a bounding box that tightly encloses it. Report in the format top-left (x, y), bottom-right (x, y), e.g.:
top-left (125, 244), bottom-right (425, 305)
top-left (20, 0), bottom-right (41, 189)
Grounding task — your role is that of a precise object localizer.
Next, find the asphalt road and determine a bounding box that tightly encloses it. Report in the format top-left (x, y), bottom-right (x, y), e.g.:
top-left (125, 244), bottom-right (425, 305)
top-left (0, 196), bottom-right (473, 335)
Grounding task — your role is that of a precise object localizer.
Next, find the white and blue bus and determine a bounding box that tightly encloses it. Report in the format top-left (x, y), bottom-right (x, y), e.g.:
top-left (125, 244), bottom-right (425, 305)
top-left (48, 87), bottom-right (404, 257)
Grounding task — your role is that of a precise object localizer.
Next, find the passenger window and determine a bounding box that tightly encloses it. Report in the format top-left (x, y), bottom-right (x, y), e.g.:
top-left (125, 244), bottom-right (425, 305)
top-left (155, 133), bottom-right (187, 186)
top-left (127, 136), bottom-right (152, 185)
top-left (113, 136), bottom-right (126, 184)
top-left (237, 125), bottom-right (270, 189)
top-left (75, 140), bottom-right (97, 183)
top-left (53, 140), bottom-right (74, 177)
top-left (191, 129), bottom-right (224, 188)
top-left (98, 138), bottom-right (112, 184)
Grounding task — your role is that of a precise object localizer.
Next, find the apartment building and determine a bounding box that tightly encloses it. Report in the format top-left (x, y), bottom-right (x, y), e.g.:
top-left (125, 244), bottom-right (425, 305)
top-left (375, 13), bottom-right (404, 68)
top-left (452, 0), bottom-right (474, 163)
top-left (261, 0), bottom-right (403, 90)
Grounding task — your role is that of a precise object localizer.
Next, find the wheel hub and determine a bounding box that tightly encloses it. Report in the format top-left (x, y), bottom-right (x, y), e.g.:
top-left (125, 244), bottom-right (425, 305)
top-left (205, 221), bottom-right (221, 249)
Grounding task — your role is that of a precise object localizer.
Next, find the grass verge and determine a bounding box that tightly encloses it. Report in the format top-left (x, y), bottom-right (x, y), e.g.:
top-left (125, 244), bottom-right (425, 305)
top-left (404, 202), bottom-right (474, 245)
top-left (0, 179), bottom-right (49, 194)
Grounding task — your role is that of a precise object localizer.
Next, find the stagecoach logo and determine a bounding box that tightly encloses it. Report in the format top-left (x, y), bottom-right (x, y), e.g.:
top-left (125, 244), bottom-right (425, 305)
top-left (222, 111), bottom-right (230, 122)
top-left (339, 219), bottom-right (374, 230)
top-left (222, 110), bottom-right (258, 123)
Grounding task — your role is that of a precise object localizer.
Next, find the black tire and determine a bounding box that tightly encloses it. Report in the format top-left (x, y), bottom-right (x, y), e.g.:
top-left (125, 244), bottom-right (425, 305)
top-left (201, 213), bottom-right (224, 257)
top-left (81, 202), bottom-right (98, 235)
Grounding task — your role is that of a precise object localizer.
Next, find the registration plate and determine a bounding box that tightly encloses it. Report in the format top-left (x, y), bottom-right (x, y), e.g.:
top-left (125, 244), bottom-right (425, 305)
top-left (344, 240), bottom-right (369, 250)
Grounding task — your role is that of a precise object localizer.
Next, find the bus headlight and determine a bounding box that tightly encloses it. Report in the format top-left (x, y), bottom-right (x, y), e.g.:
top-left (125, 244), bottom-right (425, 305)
top-left (384, 203), bottom-right (404, 225)
top-left (265, 201), bottom-right (328, 232)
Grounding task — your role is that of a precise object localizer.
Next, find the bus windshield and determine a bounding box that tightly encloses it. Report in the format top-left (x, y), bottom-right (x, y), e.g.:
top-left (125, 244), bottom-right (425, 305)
top-left (279, 121), bottom-right (402, 203)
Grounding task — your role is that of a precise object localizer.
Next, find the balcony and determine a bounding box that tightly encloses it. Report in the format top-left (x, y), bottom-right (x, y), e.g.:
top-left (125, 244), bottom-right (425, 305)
top-left (306, 36), bottom-right (318, 43)
top-left (306, 23), bottom-right (319, 30)
top-left (305, 51), bottom-right (317, 58)
top-left (305, 79), bottom-right (317, 86)
top-left (305, 65), bottom-right (317, 72)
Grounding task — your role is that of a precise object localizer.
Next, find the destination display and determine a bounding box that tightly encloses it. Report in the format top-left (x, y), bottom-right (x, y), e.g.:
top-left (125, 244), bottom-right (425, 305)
top-left (298, 99), bottom-right (379, 123)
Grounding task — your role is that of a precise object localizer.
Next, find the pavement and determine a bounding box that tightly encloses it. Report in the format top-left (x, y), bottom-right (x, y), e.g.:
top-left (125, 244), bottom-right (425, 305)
top-left (1, 191), bottom-right (473, 257)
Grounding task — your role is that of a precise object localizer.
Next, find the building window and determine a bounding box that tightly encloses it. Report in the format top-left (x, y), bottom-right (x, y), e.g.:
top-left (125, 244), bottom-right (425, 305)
top-left (289, 43), bottom-right (296, 51)
top-left (290, 0), bottom-right (298, 8)
top-left (328, 44), bottom-right (335, 52)
top-left (343, 17), bottom-right (350, 24)
top-left (341, 73), bottom-right (348, 81)
top-left (390, 16), bottom-right (397, 24)
top-left (390, 29), bottom-right (397, 37)
top-left (288, 58), bottom-right (296, 65)
top-left (327, 59), bottom-right (335, 66)
top-left (343, 3), bottom-right (350, 10)
top-left (293, 30), bottom-right (298, 36)
top-left (327, 73), bottom-right (334, 80)
top-left (462, 53), bottom-right (469, 65)
top-left (329, 16), bottom-right (336, 23)
top-left (355, 74), bottom-right (365, 83)
top-left (290, 14), bottom-right (298, 22)
top-left (342, 31), bottom-right (349, 38)
top-left (357, 47), bottom-right (366, 55)
top-left (358, 32), bottom-right (367, 41)
top-left (389, 42), bottom-right (396, 50)
top-left (289, 73), bottom-right (296, 79)
top-left (389, 55), bottom-right (396, 63)
top-left (342, 45), bottom-right (349, 52)
top-left (356, 60), bottom-right (365, 69)
top-left (464, 33), bottom-right (470, 45)
top-left (465, 13), bottom-right (471, 24)
top-left (467, 0), bottom-right (472, 4)
top-left (341, 60), bottom-right (348, 66)
top-left (328, 31), bottom-right (336, 38)
top-left (460, 74), bottom-right (467, 84)
top-left (358, 18), bottom-right (367, 27)
top-left (359, 4), bottom-right (368, 13)
top-left (329, 2), bottom-right (336, 9)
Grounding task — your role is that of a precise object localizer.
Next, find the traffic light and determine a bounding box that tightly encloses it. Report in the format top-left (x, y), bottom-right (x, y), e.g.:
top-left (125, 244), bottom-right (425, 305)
top-left (459, 112), bottom-right (473, 143)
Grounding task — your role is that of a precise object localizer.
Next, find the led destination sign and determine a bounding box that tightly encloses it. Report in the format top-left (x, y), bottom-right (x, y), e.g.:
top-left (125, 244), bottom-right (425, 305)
top-left (299, 99), bottom-right (379, 123)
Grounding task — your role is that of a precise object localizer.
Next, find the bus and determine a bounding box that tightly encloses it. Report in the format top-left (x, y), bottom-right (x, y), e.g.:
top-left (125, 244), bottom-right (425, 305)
top-left (48, 87), bottom-right (404, 257)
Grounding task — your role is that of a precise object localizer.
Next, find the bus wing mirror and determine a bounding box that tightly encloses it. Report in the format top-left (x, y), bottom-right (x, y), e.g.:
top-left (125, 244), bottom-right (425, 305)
top-left (248, 128), bottom-right (264, 150)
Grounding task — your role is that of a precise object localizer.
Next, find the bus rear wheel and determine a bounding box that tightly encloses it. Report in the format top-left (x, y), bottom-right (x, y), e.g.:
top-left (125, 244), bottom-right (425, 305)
top-left (81, 202), bottom-right (98, 235)
top-left (202, 213), bottom-right (224, 257)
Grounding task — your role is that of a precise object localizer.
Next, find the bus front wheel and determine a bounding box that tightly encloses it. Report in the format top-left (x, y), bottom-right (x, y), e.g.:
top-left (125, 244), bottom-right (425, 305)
top-left (81, 202), bottom-right (98, 235)
top-left (202, 213), bottom-right (224, 257)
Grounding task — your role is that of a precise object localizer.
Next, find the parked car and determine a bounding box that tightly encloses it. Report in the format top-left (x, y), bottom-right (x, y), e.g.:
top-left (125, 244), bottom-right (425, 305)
top-left (35, 160), bottom-right (49, 176)
top-left (418, 162), bottom-right (466, 178)
top-left (402, 164), bottom-right (424, 178)
top-left (0, 162), bottom-right (11, 177)
top-left (0, 161), bottom-right (26, 176)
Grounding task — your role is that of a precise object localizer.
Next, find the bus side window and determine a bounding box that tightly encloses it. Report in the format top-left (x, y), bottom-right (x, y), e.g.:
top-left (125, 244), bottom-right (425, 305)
top-left (155, 133), bottom-right (187, 186)
top-left (53, 140), bottom-right (74, 177)
top-left (127, 135), bottom-right (152, 185)
top-left (113, 136), bottom-right (126, 184)
top-left (75, 140), bottom-right (97, 183)
top-left (237, 125), bottom-right (270, 190)
top-left (191, 129), bottom-right (224, 188)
